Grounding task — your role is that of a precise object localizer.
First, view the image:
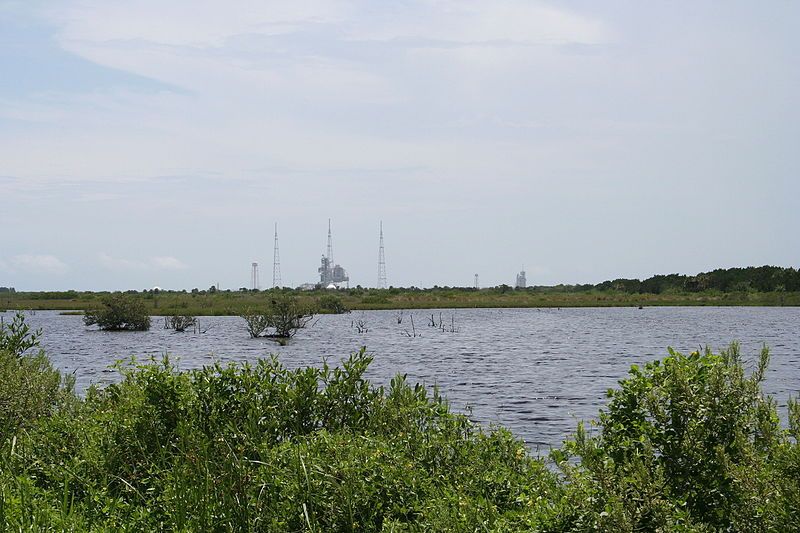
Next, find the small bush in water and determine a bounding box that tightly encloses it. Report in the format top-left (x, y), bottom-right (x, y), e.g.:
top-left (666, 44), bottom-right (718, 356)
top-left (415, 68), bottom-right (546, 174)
top-left (84, 293), bottom-right (151, 331)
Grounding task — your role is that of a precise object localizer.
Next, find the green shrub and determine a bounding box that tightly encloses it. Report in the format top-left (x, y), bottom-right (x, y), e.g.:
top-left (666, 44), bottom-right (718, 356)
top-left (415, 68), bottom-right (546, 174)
top-left (84, 293), bottom-right (151, 331)
top-left (239, 295), bottom-right (314, 338)
top-left (360, 293), bottom-right (389, 305)
top-left (318, 294), bottom-right (349, 314)
top-left (167, 314), bottom-right (196, 332)
top-left (239, 309), bottom-right (271, 338)
top-left (0, 352), bottom-right (72, 440)
top-left (0, 313), bottom-right (74, 440)
top-left (0, 311), bottom-right (41, 357)
top-left (557, 343), bottom-right (800, 531)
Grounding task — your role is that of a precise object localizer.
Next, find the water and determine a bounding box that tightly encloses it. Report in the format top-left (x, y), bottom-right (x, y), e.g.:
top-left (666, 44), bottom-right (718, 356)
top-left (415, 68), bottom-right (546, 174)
top-left (4, 307), bottom-right (799, 451)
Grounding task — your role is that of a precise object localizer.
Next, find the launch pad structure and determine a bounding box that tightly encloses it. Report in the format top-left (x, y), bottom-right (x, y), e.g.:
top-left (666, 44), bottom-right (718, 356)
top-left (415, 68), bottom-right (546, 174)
top-left (318, 219), bottom-right (349, 289)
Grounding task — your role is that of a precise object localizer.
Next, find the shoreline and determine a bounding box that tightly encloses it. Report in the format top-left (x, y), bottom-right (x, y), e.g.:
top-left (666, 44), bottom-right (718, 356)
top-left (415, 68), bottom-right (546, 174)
top-left (2, 291), bottom-right (799, 317)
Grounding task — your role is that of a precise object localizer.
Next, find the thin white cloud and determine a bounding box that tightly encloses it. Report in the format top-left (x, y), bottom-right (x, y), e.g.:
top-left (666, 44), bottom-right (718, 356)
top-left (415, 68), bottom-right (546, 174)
top-left (0, 96), bottom-right (72, 123)
top-left (98, 253), bottom-right (188, 271)
top-left (151, 256), bottom-right (188, 270)
top-left (41, 0), bottom-right (608, 97)
top-left (46, 0), bottom-right (607, 50)
top-left (347, 0), bottom-right (609, 46)
top-left (10, 254), bottom-right (69, 275)
top-left (76, 192), bottom-right (125, 202)
top-left (0, 0), bottom-right (615, 190)
top-left (98, 253), bottom-right (145, 270)
top-left (46, 0), bottom-right (351, 47)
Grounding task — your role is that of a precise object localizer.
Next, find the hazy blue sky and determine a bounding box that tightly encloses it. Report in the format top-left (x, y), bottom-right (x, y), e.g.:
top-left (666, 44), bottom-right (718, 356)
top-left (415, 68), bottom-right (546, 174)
top-left (1, 1), bottom-right (798, 291)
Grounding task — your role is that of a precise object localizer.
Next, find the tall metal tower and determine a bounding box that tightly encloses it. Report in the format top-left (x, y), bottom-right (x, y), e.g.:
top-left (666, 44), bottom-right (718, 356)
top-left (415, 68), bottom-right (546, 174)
top-left (377, 221), bottom-right (387, 289)
top-left (326, 218), bottom-right (334, 265)
top-left (272, 223), bottom-right (281, 288)
top-left (474, 273), bottom-right (479, 289)
top-left (251, 262), bottom-right (260, 290)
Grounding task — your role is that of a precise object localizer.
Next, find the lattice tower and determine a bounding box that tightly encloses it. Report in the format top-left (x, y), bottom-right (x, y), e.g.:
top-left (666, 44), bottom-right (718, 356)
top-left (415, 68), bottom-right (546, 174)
top-left (377, 221), bottom-right (387, 288)
top-left (272, 223), bottom-right (282, 288)
top-left (326, 219), bottom-right (334, 264)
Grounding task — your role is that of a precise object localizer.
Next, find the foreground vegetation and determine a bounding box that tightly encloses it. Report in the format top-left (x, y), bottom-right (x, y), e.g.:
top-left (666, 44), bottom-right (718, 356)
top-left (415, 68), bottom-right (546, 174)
top-left (1, 314), bottom-right (799, 530)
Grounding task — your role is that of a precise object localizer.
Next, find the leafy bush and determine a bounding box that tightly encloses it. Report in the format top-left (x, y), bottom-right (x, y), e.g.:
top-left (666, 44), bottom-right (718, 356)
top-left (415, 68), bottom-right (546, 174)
top-left (555, 343), bottom-right (800, 531)
top-left (0, 313), bottom-right (74, 439)
top-left (239, 309), bottom-right (271, 338)
top-left (167, 314), bottom-right (196, 332)
top-left (268, 296), bottom-right (314, 337)
top-left (0, 351), bottom-right (73, 440)
top-left (318, 294), bottom-right (349, 314)
top-left (83, 293), bottom-right (151, 331)
top-left (240, 295), bottom-right (314, 338)
top-left (0, 312), bottom-right (41, 357)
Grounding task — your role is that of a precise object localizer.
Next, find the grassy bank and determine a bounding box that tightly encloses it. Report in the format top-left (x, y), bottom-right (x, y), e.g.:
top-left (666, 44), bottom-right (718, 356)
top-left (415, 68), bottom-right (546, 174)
top-left (3, 286), bottom-right (800, 316)
top-left (1, 314), bottom-right (799, 530)
top-left (4, 265), bottom-right (799, 314)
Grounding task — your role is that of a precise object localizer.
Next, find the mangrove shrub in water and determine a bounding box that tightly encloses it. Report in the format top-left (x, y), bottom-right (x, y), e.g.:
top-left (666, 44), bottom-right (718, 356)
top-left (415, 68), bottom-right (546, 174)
top-left (83, 293), bottom-right (151, 331)
top-left (240, 295), bottom-right (314, 338)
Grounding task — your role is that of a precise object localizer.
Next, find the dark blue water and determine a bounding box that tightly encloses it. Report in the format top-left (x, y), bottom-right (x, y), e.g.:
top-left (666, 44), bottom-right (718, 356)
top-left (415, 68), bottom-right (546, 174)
top-left (4, 307), bottom-right (799, 451)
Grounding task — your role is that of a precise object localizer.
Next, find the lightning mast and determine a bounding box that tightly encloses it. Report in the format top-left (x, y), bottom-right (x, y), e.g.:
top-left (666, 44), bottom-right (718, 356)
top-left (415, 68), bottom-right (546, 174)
top-left (326, 218), bottom-right (334, 265)
top-left (272, 223), bottom-right (281, 288)
top-left (377, 221), bottom-right (387, 288)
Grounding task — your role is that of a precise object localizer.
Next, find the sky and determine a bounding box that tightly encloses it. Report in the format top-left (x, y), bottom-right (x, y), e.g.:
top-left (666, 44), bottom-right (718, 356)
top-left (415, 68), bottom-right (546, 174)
top-left (1, 1), bottom-right (798, 291)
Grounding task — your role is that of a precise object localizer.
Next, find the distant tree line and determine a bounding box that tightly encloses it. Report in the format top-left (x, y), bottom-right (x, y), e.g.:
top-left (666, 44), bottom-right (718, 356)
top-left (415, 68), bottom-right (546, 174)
top-left (5, 290), bottom-right (75, 299)
top-left (3, 266), bottom-right (799, 299)
top-left (591, 265), bottom-right (800, 294)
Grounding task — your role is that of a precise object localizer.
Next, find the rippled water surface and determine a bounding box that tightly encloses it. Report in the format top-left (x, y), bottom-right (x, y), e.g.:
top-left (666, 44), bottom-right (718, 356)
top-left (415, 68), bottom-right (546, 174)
top-left (4, 307), bottom-right (799, 450)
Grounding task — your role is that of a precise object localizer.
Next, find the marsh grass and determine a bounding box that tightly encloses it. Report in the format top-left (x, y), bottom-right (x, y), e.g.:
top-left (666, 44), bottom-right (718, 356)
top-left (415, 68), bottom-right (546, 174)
top-left (6, 285), bottom-right (800, 317)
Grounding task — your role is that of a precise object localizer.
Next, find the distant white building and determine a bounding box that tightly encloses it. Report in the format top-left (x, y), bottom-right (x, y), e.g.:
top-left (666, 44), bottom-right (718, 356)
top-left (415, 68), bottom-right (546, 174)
top-left (515, 268), bottom-right (527, 289)
top-left (318, 255), bottom-right (349, 288)
top-left (317, 220), bottom-right (350, 289)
